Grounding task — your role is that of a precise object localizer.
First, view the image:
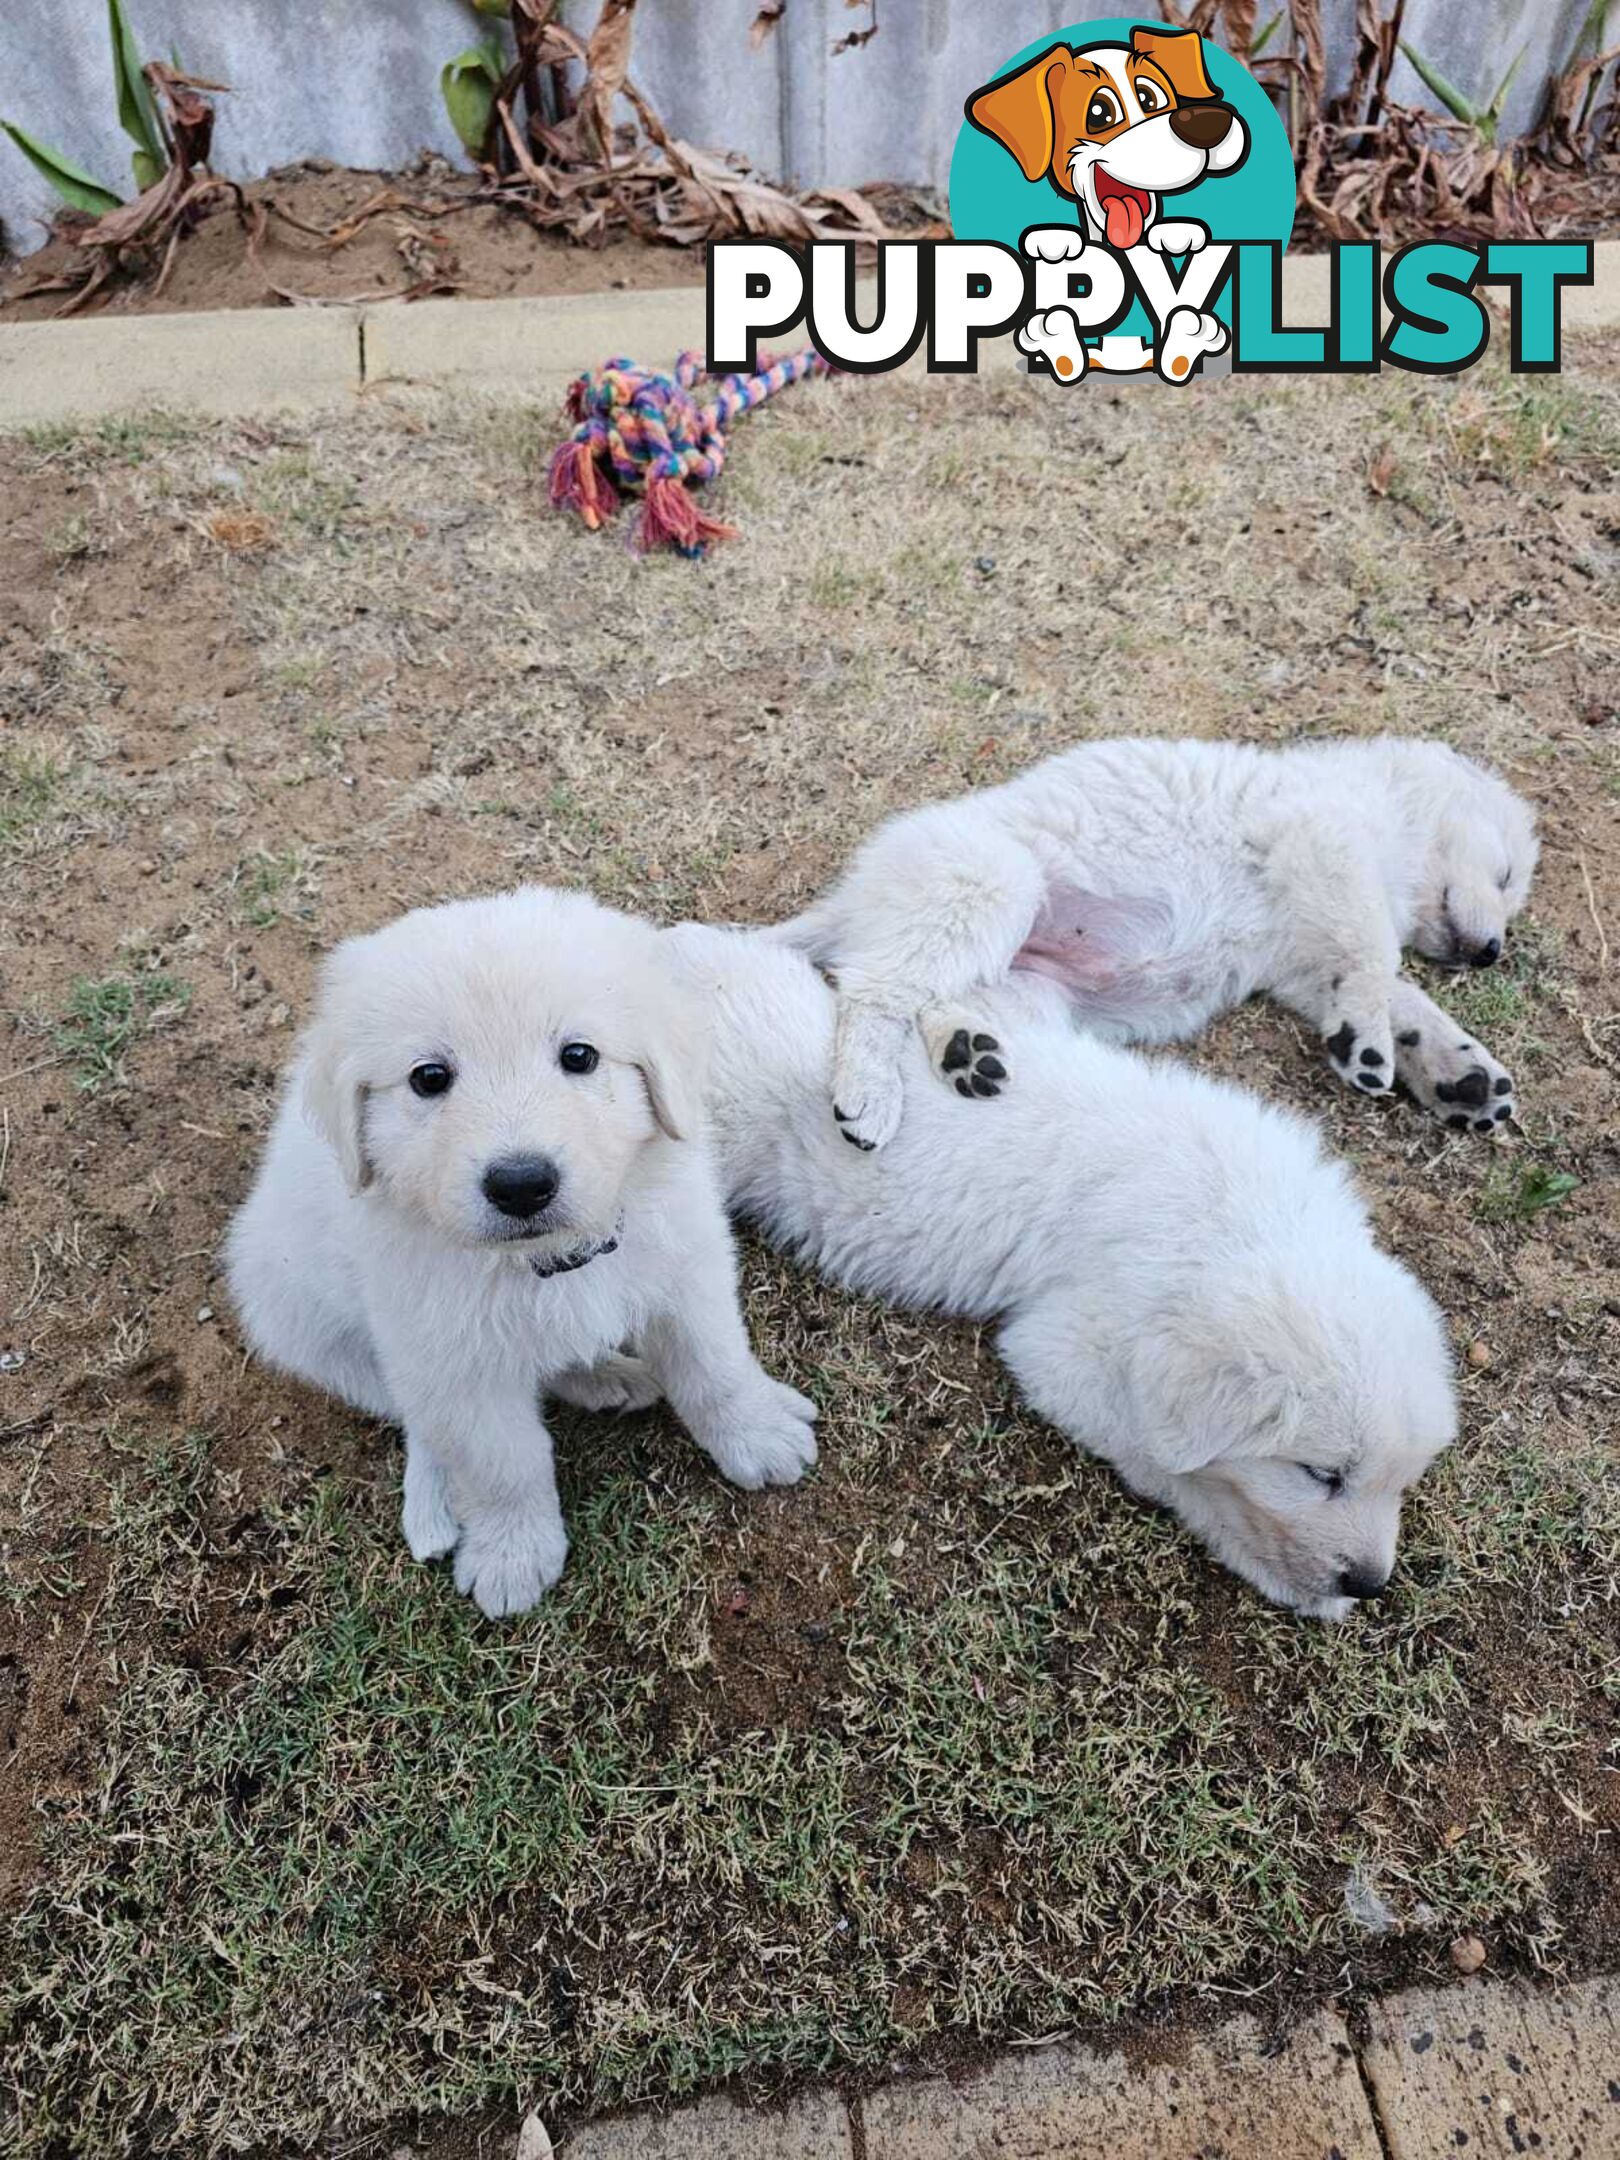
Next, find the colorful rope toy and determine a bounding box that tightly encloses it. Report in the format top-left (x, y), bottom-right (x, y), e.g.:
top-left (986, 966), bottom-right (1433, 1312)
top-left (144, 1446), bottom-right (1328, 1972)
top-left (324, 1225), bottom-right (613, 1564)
top-left (547, 347), bottom-right (829, 558)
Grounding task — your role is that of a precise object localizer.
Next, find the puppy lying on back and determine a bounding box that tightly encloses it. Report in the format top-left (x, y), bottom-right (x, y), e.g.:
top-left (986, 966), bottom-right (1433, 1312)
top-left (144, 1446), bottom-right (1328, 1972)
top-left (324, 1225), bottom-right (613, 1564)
top-left (777, 735), bottom-right (1537, 1150)
top-left (671, 925), bottom-right (1456, 1620)
top-left (226, 889), bottom-right (816, 1617)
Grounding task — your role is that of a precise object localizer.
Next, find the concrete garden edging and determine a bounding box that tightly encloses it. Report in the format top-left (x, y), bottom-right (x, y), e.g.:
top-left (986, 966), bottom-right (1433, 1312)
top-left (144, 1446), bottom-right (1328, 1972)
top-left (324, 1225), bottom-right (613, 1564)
top-left (2, 241), bottom-right (1616, 429)
top-left (548, 1974), bottom-right (1620, 2157)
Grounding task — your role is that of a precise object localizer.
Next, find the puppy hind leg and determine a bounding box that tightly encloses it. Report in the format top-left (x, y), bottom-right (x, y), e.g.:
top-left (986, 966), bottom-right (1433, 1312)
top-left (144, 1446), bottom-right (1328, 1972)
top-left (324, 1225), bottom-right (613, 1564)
top-left (826, 808), bottom-right (1047, 1143)
top-left (920, 1006), bottom-right (1009, 1100)
top-left (1389, 978), bottom-right (1515, 1133)
top-left (830, 997), bottom-right (911, 1153)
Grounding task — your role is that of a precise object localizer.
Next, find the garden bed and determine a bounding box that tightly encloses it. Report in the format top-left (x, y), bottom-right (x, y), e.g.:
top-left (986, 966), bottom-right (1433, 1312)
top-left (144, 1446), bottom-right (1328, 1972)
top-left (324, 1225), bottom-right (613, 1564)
top-left (0, 352), bottom-right (1617, 2153)
top-left (0, 159), bottom-right (709, 322)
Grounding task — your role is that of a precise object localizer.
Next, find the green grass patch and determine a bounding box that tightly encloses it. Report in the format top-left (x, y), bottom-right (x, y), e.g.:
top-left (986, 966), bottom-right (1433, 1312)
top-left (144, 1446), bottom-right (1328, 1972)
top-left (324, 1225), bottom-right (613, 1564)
top-left (0, 745), bottom-right (64, 855)
top-left (2, 1409), bottom-right (1614, 2154)
top-left (53, 972), bottom-right (192, 1092)
top-left (230, 846), bottom-right (322, 930)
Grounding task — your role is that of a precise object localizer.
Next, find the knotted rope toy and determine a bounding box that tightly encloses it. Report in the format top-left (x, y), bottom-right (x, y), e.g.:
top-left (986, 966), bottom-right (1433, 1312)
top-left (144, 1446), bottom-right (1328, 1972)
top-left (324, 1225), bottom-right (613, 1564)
top-left (547, 347), bottom-right (829, 558)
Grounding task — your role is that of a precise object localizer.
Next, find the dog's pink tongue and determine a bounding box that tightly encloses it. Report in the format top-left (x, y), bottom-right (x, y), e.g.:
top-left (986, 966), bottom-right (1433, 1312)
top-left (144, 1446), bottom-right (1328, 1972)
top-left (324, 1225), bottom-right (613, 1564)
top-left (1104, 194), bottom-right (1145, 249)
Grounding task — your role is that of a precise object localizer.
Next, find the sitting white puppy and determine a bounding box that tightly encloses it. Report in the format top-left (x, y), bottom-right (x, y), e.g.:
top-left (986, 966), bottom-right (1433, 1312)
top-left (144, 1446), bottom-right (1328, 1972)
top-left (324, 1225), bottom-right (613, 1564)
top-left (225, 888), bottom-right (816, 1617)
top-left (670, 925), bottom-right (1457, 1620)
top-left (777, 736), bottom-right (1538, 1151)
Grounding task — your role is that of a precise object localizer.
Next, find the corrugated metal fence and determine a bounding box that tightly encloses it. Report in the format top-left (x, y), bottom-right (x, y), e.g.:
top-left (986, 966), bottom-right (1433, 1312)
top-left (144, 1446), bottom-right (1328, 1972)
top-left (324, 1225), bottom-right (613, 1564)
top-left (1, 1), bottom-right (1613, 259)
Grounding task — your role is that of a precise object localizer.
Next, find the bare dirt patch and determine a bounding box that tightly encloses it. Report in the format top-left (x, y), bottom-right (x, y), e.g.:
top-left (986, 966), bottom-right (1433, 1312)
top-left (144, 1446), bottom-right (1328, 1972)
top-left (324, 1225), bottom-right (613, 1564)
top-left (0, 350), bottom-right (1617, 2155)
top-left (0, 161), bottom-right (707, 320)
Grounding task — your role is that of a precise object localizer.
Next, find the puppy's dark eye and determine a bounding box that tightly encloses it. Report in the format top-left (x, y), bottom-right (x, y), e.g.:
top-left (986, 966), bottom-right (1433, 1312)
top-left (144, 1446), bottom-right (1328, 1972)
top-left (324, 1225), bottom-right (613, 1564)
top-left (1086, 90), bottom-right (1121, 131)
top-left (408, 1061), bottom-right (454, 1098)
top-left (559, 1042), bottom-right (599, 1076)
top-left (1136, 79), bottom-right (1165, 113)
top-left (1298, 1463), bottom-right (1345, 1495)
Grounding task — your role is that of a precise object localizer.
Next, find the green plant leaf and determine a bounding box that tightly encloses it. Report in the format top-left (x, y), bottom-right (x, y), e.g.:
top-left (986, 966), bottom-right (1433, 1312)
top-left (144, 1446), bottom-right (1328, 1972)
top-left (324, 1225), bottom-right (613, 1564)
top-left (1486, 46), bottom-right (1525, 126)
top-left (130, 146), bottom-right (164, 191)
top-left (1398, 40), bottom-right (1483, 130)
top-left (1521, 1167), bottom-right (1580, 1214)
top-left (108, 0), bottom-right (164, 165)
top-left (1250, 12), bottom-right (1282, 56)
top-left (441, 41), bottom-right (503, 157)
top-left (0, 120), bottom-right (123, 213)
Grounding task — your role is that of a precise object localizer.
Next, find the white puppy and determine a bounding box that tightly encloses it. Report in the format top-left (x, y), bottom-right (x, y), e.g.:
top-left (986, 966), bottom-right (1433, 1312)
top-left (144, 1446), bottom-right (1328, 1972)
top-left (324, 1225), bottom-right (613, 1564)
top-left (225, 888), bottom-right (816, 1617)
top-left (778, 736), bottom-right (1538, 1151)
top-left (670, 926), bottom-right (1456, 1621)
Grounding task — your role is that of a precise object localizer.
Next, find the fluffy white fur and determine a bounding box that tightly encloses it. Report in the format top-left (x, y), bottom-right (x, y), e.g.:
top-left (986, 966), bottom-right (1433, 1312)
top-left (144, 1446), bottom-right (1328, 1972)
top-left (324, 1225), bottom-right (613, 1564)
top-left (670, 924), bottom-right (1457, 1621)
top-left (225, 888), bottom-right (816, 1617)
top-left (778, 735), bottom-right (1538, 1151)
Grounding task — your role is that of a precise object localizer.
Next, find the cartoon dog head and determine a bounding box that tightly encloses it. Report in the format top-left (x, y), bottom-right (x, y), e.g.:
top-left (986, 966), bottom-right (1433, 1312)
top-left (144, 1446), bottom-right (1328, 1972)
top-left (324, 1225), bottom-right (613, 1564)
top-left (968, 28), bottom-right (1248, 248)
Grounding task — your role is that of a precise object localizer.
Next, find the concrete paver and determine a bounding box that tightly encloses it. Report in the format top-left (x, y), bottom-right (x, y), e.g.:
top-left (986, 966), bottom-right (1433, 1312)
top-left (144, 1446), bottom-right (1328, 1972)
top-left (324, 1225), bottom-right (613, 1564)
top-left (0, 303), bottom-right (361, 425)
top-left (859, 2008), bottom-right (1381, 2159)
top-left (563, 2089), bottom-right (853, 2158)
top-left (1363, 1975), bottom-right (1620, 2160)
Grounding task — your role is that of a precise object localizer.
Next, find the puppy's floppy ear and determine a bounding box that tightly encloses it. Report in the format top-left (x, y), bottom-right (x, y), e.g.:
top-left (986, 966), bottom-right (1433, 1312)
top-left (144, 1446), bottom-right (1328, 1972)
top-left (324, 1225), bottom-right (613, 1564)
top-left (1142, 1322), bottom-right (1305, 1475)
top-left (967, 45), bottom-right (1073, 184)
top-left (1130, 26), bottom-right (1218, 103)
top-left (300, 953), bottom-right (373, 1195)
top-left (632, 958), bottom-right (710, 1144)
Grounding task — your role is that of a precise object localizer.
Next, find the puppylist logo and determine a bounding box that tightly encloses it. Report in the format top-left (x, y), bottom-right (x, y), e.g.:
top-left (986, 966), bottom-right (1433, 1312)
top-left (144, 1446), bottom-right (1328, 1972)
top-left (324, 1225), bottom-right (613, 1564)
top-left (707, 17), bottom-right (1593, 382)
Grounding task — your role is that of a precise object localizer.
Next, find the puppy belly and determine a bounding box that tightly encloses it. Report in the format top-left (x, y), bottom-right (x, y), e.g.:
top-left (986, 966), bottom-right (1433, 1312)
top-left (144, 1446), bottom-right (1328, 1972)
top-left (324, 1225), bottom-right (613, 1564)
top-left (1011, 883), bottom-right (1227, 1040)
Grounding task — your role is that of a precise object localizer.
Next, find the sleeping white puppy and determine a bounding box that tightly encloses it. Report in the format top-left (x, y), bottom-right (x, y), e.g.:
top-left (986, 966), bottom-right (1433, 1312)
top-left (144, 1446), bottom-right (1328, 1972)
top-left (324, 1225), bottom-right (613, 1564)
top-left (225, 888), bottom-right (816, 1617)
top-left (778, 735), bottom-right (1537, 1151)
top-left (669, 924), bottom-right (1457, 1620)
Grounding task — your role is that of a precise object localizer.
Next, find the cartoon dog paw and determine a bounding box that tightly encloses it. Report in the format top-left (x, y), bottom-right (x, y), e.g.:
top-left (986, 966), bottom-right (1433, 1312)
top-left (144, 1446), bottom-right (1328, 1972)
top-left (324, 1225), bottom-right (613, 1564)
top-left (924, 1011), bottom-right (1008, 1101)
top-left (1395, 1028), bottom-right (1515, 1135)
top-left (1144, 219), bottom-right (1210, 256)
top-left (1155, 305), bottom-right (1228, 383)
top-left (1021, 226), bottom-right (1088, 264)
top-left (1016, 306), bottom-right (1089, 382)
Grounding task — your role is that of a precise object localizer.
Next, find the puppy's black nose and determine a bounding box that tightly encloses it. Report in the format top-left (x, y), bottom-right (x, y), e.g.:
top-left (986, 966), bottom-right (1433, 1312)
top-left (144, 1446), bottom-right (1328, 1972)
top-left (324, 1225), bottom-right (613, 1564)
top-left (1337, 1564), bottom-right (1390, 1602)
top-left (1169, 103), bottom-right (1234, 150)
top-left (482, 1154), bottom-right (560, 1219)
top-left (1470, 937), bottom-right (1502, 968)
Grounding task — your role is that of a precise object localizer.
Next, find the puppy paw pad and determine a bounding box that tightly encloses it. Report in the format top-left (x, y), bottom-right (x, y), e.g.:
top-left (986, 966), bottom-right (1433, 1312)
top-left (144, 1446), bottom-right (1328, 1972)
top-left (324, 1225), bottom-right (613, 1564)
top-left (1325, 1021), bottom-right (1357, 1066)
top-left (940, 1029), bottom-right (1007, 1100)
top-left (1435, 1068), bottom-right (1491, 1111)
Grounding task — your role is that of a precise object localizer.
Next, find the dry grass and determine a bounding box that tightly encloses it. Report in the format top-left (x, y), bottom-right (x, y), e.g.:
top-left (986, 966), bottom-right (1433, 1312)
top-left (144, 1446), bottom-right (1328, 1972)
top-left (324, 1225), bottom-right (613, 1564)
top-left (0, 347), bottom-right (1617, 2156)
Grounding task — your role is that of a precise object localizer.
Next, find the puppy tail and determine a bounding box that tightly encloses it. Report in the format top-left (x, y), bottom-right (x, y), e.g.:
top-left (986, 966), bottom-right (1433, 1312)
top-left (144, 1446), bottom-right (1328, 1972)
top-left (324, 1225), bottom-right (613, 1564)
top-left (762, 899), bottom-right (838, 958)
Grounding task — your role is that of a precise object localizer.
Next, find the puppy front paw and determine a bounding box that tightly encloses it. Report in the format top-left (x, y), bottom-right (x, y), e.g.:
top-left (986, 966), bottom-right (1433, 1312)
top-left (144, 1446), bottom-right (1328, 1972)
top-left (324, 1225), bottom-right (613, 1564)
top-left (1395, 1025), bottom-right (1515, 1135)
top-left (453, 1507), bottom-right (569, 1617)
top-left (1324, 1016), bottom-right (1394, 1098)
top-left (702, 1379), bottom-right (818, 1491)
top-left (402, 1447), bottom-right (459, 1562)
